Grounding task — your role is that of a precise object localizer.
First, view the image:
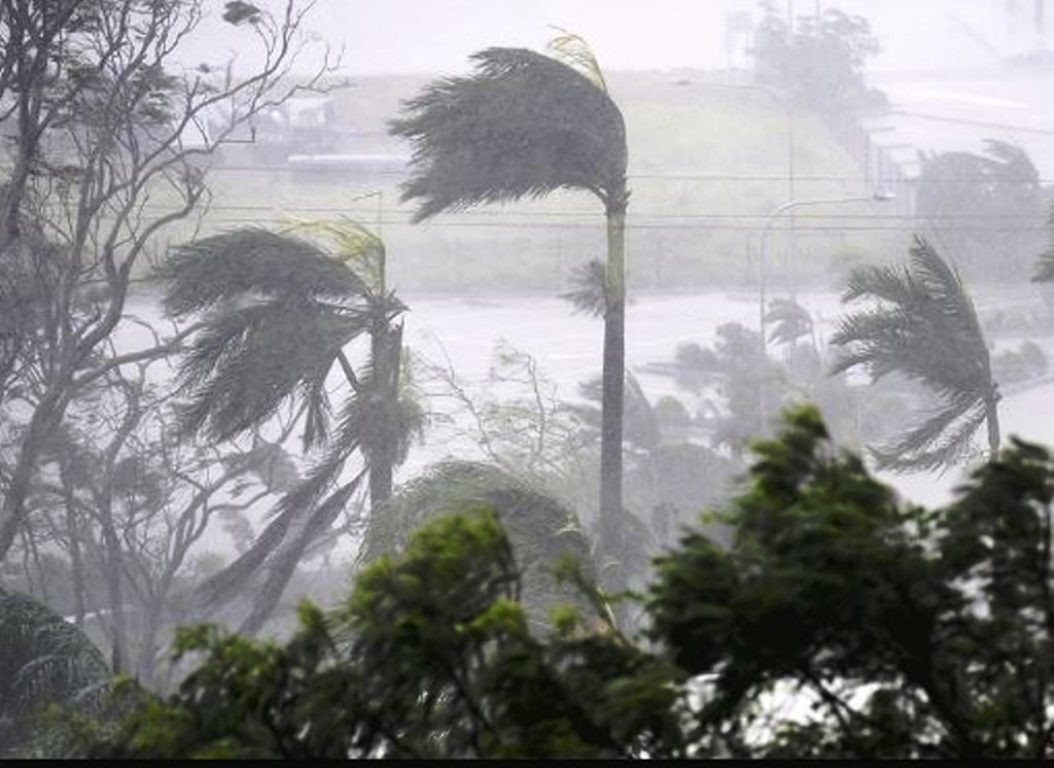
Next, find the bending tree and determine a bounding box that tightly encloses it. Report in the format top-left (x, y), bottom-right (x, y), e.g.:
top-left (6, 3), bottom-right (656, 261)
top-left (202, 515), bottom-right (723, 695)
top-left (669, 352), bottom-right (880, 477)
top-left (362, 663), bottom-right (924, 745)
top-left (160, 225), bottom-right (421, 633)
top-left (831, 235), bottom-right (999, 472)
top-left (0, 0), bottom-right (332, 563)
top-left (390, 36), bottom-right (630, 558)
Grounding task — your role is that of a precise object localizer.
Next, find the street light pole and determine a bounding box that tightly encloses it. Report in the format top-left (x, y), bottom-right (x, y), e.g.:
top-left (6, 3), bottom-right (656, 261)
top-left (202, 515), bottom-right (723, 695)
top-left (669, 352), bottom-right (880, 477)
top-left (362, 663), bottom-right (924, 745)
top-left (758, 190), bottom-right (895, 355)
top-left (756, 189), bottom-right (894, 424)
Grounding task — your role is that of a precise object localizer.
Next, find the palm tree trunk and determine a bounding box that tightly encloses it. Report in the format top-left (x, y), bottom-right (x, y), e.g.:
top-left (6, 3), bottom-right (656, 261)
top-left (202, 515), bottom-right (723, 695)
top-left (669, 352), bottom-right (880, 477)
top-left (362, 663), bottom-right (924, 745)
top-left (985, 393), bottom-right (1001, 457)
top-left (599, 203), bottom-right (626, 559)
top-left (368, 317), bottom-right (401, 506)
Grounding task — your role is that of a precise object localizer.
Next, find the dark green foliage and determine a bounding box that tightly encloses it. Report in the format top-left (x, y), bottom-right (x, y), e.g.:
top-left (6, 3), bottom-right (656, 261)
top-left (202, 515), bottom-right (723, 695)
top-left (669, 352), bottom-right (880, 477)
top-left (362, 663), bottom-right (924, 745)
top-left (361, 461), bottom-right (594, 631)
top-left (91, 407), bottom-right (1054, 758)
top-left (831, 235), bottom-right (999, 471)
top-left (390, 47), bottom-right (627, 219)
top-left (99, 508), bottom-right (686, 759)
top-left (0, 588), bottom-right (110, 754)
top-left (648, 405), bottom-right (1054, 757)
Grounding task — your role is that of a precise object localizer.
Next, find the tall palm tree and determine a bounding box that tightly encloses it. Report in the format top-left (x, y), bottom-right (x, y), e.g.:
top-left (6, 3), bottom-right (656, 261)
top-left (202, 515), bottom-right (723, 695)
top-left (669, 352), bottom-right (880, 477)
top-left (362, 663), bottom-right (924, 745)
top-left (830, 235), bottom-right (1000, 472)
top-left (390, 36), bottom-right (630, 556)
top-left (160, 225), bottom-right (421, 632)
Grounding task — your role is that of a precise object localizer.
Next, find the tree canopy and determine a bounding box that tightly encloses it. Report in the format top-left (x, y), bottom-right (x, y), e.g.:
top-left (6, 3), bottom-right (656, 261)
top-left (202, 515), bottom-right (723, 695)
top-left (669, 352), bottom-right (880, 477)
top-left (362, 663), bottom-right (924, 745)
top-left (88, 406), bottom-right (1054, 759)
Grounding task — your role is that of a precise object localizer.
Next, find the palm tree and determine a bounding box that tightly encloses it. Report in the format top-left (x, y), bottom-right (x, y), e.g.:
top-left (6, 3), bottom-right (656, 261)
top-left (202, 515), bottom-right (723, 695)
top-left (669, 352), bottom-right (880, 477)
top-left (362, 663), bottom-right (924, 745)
top-left (830, 235), bottom-right (1000, 472)
top-left (390, 35), bottom-right (630, 556)
top-left (160, 224), bottom-right (422, 632)
top-left (359, 461), bottom-right (600, 633)
top-left (0, 588), bottom-right (109, 754)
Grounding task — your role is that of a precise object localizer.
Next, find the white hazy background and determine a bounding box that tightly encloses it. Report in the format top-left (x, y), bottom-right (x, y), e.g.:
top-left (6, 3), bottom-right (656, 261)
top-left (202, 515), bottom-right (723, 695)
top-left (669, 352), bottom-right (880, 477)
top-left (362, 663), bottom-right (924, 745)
top-left (179, 0), bottom-right (1013, 77)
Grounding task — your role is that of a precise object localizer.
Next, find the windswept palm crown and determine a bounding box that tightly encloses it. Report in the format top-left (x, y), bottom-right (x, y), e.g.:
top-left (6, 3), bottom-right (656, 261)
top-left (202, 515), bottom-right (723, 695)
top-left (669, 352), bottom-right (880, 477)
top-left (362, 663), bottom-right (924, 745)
top-left (391, 41), bottom-right (631, 565)
top-left (160, 228), bottom-right (379, 445)
top-left (160, 226), bottom-right (419, 631)
top-left (389, 46), bottom-right (628, 217)
top-left (831, 235), bottom-right (999, 473)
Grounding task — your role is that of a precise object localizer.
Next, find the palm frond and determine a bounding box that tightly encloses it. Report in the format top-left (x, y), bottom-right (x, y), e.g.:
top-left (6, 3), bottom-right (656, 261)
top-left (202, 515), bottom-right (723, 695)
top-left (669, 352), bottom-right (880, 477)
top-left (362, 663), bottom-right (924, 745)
top-left (283, 217), bottom-right (385, 292)
top-left (981, 138), bottom-right (1039, 186)
top-left (390, 46), bottom-right (627, 221)
top-left (832, 235), bottom-right (997, 472)
top-left (359, 461), bottom-right (593, 629)
top-left (545, 27), bottom-right (608, 92)
top-left (159, 228), bottom-right (368, 316)
top-left (870, 396), bottom-right (987, 473)
top-left (238, 472), bottom-right (366, 635)
top-left (176, 301), bottom-right (370, 441)
top-left (764, 298), bottom-right (813, 346)
top-left (560, 259), bottom-right (607, 317)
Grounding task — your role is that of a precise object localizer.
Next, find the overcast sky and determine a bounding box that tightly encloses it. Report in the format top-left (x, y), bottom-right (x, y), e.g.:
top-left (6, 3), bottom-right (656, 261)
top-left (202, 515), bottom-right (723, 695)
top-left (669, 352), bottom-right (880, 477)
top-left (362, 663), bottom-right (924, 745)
top-left (183, 0), bottom-right (1024, 78)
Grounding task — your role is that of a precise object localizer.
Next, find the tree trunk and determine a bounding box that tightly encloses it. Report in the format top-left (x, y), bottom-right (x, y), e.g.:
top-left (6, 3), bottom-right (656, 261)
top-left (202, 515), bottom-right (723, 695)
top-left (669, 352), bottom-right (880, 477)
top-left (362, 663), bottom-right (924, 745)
top-left (59, 458), bottom-right (86, 627)
top-left (985, 393), bottom-right (1001, 457)
top-left (367, 317), bottom-right (402, 507)
top-left (238, 477), bottom-right (361, 635)
top-left (0, 385), bottom-right (67, 561)
top-left (599, 203), bottom-right (626, 560)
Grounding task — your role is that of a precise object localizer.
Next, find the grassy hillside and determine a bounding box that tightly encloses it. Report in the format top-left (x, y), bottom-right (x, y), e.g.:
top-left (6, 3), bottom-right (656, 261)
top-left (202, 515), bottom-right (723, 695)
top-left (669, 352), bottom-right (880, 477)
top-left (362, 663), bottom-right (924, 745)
top-left (153, 69), bottom-right (907, 294)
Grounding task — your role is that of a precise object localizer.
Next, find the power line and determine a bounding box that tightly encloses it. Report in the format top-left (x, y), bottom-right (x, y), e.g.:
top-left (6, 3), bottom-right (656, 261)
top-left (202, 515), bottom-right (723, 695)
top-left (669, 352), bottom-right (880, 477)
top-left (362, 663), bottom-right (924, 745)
top-left (203, 164), bottom-right (1054, 185)
top-left (165, 217), bottom-right (1049, 233)
top-left (134, 202), bottom-right (1054, 222)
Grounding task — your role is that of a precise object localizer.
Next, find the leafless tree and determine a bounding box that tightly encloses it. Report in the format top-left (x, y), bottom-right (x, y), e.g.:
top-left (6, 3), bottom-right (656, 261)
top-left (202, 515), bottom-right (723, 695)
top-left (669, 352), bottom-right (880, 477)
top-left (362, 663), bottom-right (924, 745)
top-left (0, 0), bottom-right (337, 562)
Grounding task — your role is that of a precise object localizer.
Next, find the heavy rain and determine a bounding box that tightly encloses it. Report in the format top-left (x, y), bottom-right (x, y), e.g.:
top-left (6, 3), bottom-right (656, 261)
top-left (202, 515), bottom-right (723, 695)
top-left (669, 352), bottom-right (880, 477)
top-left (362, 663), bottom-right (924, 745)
top-left (2, 0), bottom-right (1054, 758)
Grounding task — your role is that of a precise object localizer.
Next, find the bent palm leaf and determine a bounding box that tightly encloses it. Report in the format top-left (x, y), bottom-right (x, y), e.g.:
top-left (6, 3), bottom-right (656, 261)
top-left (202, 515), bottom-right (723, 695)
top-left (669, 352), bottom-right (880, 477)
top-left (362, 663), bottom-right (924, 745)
top-left (161, 226), bottom-right (416, 630)
top-left (831, 235), bottom-right (999, 472)
top-left (390, 47), bottom-right (627, 219)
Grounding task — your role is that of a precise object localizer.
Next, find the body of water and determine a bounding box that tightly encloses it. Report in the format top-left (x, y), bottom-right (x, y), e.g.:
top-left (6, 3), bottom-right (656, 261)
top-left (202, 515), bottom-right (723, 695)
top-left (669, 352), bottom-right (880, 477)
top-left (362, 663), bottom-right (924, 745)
top-left (116, 290), bottom-right (1054, 556)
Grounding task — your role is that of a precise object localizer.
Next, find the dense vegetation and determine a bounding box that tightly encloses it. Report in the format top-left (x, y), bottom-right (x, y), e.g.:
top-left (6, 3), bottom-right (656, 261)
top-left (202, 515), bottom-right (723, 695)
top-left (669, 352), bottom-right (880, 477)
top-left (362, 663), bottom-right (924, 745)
top-left (3, 0), bottom-right (1054, 759)
top-left (14, 407), bottom-right (1050, 759)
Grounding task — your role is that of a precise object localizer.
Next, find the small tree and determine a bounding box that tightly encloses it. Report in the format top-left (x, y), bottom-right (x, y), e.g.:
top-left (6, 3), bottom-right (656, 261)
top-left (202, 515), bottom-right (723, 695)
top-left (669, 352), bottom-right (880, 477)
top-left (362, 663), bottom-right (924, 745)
top-left (752, 1), bottom-right (886, 115)
top-left (0, 587), bottom-right (109, 755)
